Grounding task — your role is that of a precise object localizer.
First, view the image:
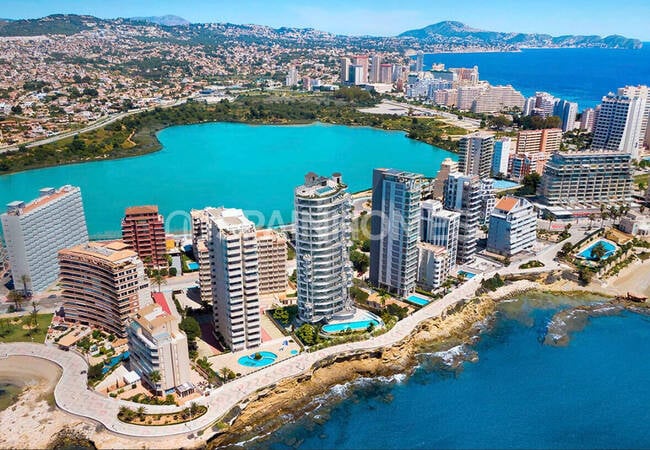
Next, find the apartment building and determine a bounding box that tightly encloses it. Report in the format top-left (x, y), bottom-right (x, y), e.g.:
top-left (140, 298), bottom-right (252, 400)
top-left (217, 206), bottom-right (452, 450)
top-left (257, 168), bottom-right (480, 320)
top-left (487, 197), bottom-right (537, 256)
top-left (458, 132), bottom-right (494, 178)
top-left (128, 302), bottom-right (192, 395)
top-left (369, 169), bottom-right (422, 298)
top-left (432, 158), bottom-right (459, 200)
top-left (417, 243), bottom-right (452, 290)
top-left (443, 173), bottom-right (482, 265)
top-left (1, 186), bottom-right (88, 293)
top-left (419, 200), bottom-right (460, 288)
top-left (256, 229), bottom-right (288, 295)
top-left (294, 172), bottom-right (353, 323)
top-left (59, 241), bottom-right (149, 337)
top-left (492, 137), bottom-right (512, 176)
top-left (516, 128), bottom-right (562, 154)
top-left (539, 151), bottom-right (633, 207)
top-left (592, 93), bottom-right (646, 160)
top-left (207, 208), bottom-right (261, 351)
top-left (122, 205), bottom-right (167, 268)
top-left (471, 85), bottom-right (525, 113)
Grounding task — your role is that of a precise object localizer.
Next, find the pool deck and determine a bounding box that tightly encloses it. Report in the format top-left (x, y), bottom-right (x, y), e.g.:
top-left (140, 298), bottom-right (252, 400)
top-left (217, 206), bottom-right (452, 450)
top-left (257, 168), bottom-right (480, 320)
top-left (206, 336), bottom-right (301, 376)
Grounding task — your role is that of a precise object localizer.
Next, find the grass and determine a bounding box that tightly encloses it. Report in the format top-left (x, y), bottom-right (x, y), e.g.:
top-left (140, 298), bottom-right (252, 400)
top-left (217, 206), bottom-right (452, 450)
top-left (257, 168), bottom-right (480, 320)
top-left (0, 313), bottom-right (53, 343)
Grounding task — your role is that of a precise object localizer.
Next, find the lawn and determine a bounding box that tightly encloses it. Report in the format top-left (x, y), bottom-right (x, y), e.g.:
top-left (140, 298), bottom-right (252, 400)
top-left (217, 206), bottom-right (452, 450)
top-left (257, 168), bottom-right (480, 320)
top-left (0, 313), bottom-right (53, 343)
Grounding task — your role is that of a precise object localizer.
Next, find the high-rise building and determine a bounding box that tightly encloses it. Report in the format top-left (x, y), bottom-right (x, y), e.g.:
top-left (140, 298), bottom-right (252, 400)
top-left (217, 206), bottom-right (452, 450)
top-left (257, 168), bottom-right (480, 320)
top-left (508, 151), bottom-right (550, 181)
top-left (285, 65), bottom-right (299, 87)
top-left (207, 208), bottom-right (261, 351)
top-left (128, 301), bottom-right (192, 395)
top-left (458, 132), bottom-right (494, 178)
top-left (417, 243), bottom-right (452, 291)
top-left (592, 93), bottom-right (646, 160)
top-left (190, 208), bottom-right (215, 304)
top-left (349, 65), bottom-right (365, 85)
top-left (420, 199), bottom-right (460, 266)
top-left (617, 85), bottom-right (650, 150)
top-left (554, 99), bottom-right (579, 132)
top-left (457, 85), bottom-right (485, 110)
top-left (256, 229), bottom-right (288, 295)
top-left (350, 55), bottom-right (369, 83)
top-left (2, 186), bottom-right (88, 293)
top-left (379, 64), bottom-right (393, 84)
top-left (580, 108), bottom-right (596, 132)
top-left (340, 57), bottom-right (350, 84)
top-left (59, 241), bottom-right (149, 337)
top-left (487, 197), bottom-right (537, 257)
top-left (415, 51), bottom-right (424, 72)
top-left (369, 55), bottom-right (382, 83)
top-left (528, 92), bottom-right (557, 117)
top-left (432, 158), bottom-right (458, 200)
top-left (539, 151), bottom-right (633, 207)
top-left (492, 137), bottom-right (512, 176)
top-left (479, 178), bottom-right (497, 224)
top-left (443, 173), bottom-right (481, 265)
top-left (471, 85), bottom-right (525, 113)
top-left (294, 172), bottom-right (353, 323)
top-left (516, 128), bottom-right (562, 154)
top-left (122, 205), bottom-right (167, 269)
top-left (369, 169), bottom-right (422, 298)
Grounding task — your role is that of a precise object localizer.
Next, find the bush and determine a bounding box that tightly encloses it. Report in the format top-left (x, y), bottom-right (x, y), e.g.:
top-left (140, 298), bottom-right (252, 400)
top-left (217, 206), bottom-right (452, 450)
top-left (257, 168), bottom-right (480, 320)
top-left (295, 324), bottom-right (319, 346)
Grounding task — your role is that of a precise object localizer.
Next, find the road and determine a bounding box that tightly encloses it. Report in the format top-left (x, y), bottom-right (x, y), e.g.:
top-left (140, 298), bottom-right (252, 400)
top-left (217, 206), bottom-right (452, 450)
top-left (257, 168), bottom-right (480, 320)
top-left (0, 99), bottom-right (187, 154)
top-left (380, 100), bottom-right (482, 131)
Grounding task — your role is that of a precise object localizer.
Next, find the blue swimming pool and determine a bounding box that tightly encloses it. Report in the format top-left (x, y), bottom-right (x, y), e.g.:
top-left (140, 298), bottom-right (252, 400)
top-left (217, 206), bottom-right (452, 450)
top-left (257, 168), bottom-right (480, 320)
top-left (290, 349), bottom-right (299, 355)
top-left (322, 319), bottom-right (379, 334)
top-left (578, 239), bottom-right (617, 260)
top-left (493, 179), bottom-right (519, 190)
top-left (102, 351), bottom-right (130, 374)
top-left (187, 262), bottom-right (199, 271)
top-left (237, 351), bottom-right (278, 367)
top-left (405, 295), bottom-right (430, 306)
top-left (458, 270), bottom-right (476, 279)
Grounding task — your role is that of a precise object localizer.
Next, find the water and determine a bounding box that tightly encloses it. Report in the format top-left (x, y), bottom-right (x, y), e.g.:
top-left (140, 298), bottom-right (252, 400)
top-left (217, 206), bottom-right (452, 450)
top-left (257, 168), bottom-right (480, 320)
top-left (405, 294), bottom-right (430, 306)
top-left (492, 179), bottom-right (519, 190)
top-left (0, 123), bottom-right (455, 239)
top-left (577, 239), bottom-right (617, 260)
top-left (425, 46), bottom-right (650, 108)
top-left (321, 319), bottom-right (379, 334)
top-left (0, 382), bottom-right (22, 411)
top-left (237, 351), bottom-right (278, 368)
top-left (250, 295), bottom-right (650, 449)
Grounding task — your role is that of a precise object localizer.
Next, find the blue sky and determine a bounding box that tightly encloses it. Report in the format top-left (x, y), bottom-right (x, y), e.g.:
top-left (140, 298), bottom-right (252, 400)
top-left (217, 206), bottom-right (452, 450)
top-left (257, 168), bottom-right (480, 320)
top-left (2, 0), bottom-right (649, 40)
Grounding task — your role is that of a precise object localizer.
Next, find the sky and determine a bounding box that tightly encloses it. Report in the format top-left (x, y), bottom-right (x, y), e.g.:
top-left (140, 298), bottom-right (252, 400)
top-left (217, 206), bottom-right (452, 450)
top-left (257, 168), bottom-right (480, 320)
top-left (2, 0), bottom-right (650, 40)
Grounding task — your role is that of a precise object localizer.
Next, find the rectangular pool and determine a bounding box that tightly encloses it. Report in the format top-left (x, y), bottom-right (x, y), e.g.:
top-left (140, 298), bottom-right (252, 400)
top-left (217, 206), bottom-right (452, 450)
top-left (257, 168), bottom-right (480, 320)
top-left (493, 180), bottom-right (520, 190)
top-left (577, 239), bottom-right (617, 260)
top-left (458, 270), bottom-right (476, 279)
top-left (406, 294), bottom-right (430, 306)
top-left (322, 319), bottom-right (379, 333)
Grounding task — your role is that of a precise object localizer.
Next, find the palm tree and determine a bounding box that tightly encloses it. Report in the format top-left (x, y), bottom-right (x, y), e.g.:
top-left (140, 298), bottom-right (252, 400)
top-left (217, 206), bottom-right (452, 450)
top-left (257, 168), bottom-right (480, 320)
top-left (588, 213), bottom-right (596, 229)
top-left (7, 290), bottom-right (23, 312)
top-left (609, 206), bottom-right (619, 225)
top-left (189, 402), bottom-right (200, 418)
top-left (150, 271), bottom-right (166, 292)
top-left (20, 274), bottom-right (30, 297)
top-left (543, 211), bottom-right (556, 230)
top-left (28, 301), bottom-right (38, 333)
top-left (600, 204), bottom-right (606, 227)
top-left (149, 370), bottom-right (161, 394)
top-left (136, 406), bottom-right (146, 420)
top-left (590, 242), bottom-right (607, 261)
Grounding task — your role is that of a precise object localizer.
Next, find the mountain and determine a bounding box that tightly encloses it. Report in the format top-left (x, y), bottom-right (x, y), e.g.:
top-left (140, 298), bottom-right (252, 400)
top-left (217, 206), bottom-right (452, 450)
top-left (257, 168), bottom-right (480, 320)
top-left (0, 14), bottom-right (109, 36)
top-left (399, 21), bottom-right (643, 49)
top-left (128, 15), bottom-right (190, 26)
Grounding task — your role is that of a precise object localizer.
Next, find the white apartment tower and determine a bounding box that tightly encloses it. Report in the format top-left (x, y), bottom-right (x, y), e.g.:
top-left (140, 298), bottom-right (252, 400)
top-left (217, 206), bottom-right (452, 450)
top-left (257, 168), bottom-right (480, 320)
top-left (492, 137), bottom-right (512, 176)
top-left (443, 173), bottom-right (482, 265)
top-left (433, 158), bottom-right (459, 200)
top-left (487, 197), bottom-right (537, 257)
top-left (458, 132), bottom-right (494, 178)
top-left (617, 85), bottom-right (650, 151)
top-left (420, 199), bottom-right (460, 265)
top-left (1, 186), bottom-right (88, 293)
top-left (295, 172), bottom-right (353, 324)
top-left (207, 208), bottom-right (261, 351)
top-left (592, 93), bottom-right (646, 160)
top-left (369, 169), bottom-right (422, 298)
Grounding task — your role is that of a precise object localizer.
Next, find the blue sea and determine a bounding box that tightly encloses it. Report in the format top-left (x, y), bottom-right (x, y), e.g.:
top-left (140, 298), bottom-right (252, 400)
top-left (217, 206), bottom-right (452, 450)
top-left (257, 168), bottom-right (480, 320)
top-left (246, 295), bottom-right (650, 449)
top-left (425, 46), bottom-right (650, 109)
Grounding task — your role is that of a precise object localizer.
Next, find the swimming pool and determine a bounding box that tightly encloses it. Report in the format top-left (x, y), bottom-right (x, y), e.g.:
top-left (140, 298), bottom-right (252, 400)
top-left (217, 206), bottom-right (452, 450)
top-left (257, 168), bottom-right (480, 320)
top-left (405, 294), bottom-right (430, 306)
top-left (237, 351), bottom-right (278, 367)
top-left (187, 262), bottom-right (199, 271)
top-left (322, 319), bottom-right (379, 334)
top-left (458, 270), bottom-right (476, 279)
top-left (492, 180), bottom-right (519, 190)
top-left (578, 239), bottom-right (617, 260)
top-left (102, 351), bottom-right (130, 374)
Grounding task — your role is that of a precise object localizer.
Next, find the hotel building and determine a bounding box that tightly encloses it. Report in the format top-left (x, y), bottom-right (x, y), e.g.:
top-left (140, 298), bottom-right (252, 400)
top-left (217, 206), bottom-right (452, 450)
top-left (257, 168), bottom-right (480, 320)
top-left (369, 169), bottom-right (422, 298)
top-left (122, 205), bottom-right (167, 268)
top-left (443, 173), bottom-right (481, 265)
top-left (207, 208), bottom-right (261, 351)
top-left (539, 151), bottom-right (633, 207)
top-left (295, 172), bottom-right (353, 323)
top-left (458, 132), bottom-right (494, 179)
top-left (128, 301), bottom-right (192, 395)
top-left (471, 85), bottom-right (525, 114)
top-left (1, 186), bottom-right (88, 293)
top-left (59, 241), bottom-right (149, 337)
top-left (487, 197), bottom-right (537, 257)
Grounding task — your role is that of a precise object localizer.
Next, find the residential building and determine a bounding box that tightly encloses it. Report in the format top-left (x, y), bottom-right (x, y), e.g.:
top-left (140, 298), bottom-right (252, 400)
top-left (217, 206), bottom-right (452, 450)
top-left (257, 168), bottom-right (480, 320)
top-left (207, 208), bottom-right (261, 351)
top-left (128, 301), bottom-right (192, 395)
top-left (508, 151), bottom-right (550, 181)
top-left (580, 108), bottom-right (596, 132)
top-left (369, 169), bottom-right (422, 298)
top-left (617, 85), bottom-right (650, 150)
top-left (487, 197), bottom-right (537, 256)
top-left (492, 137), bottom-right (512, 176)
top-left (479, 179), bottom-right (497, 224)
top-left (340, 57), bottom-right (350, 83)
top-left (420, 199), bottom-right (460, 268)
top-left (432, 158), bottom-right (458, 200)
top-left (539, 151), bottom-right (633, 207)
top-left (122, 205), bottom-right (167, 268)
top-left (294, 172), bottom-right (353, 323)
top-left (415, 51), bottom-right (424, 72)
top-left (349, 65), bottom-right (365, 85)
top-left (619, 211), bottom-right (650, 237)
top-left (526, 92), bottom-right (557, 117)
top-left (59, 241), bottom-right (149, 337)
top-left (443, 173), bottom-right (481, 264)
top-left (457, 85), bottom-right (485, 110)
top-left (516, 128), bottom-right (562, 154)
top-left (458, 132), bottom-right (494, 178)
top-left (191, 208), bottom-right (217, 304)
top-left (256, 229), bottom-right (288, 295)
top-left (379, 64), bottom-right (393, 84)
top-left (592, 93), bottom-right (646, 160)
top-left (471, 85), bottom-right (525, 113)
top-left (350, 55), bottom-right (369, 83)
top-left (554, 99), bottom-right (579, 132)
top-left (417, 243), bottom-right (452, 290)
top-left (285, 65), bottom-right (299, 87)
top-left (1, 185), bottom-right (88, 293)
top-left (369, 55), bottom-right (382, 83)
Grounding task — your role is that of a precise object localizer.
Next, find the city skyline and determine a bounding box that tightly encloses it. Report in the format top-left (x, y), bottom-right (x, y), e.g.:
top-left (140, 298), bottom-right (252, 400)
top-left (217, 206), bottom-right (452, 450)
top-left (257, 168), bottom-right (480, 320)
top-left (2, 0), bottom-right (650, 40)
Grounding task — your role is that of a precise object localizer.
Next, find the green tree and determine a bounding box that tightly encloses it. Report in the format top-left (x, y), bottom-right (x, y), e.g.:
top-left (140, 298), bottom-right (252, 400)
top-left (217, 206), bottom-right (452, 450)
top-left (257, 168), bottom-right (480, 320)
top-left (7, 290), bottom-right (24, 312)
top-left (272, 307), bottom-right (290, 325)
top-left (350, 250), bottom-right (369, 273)
top-left (295, 324), bottom-right (318, 346)
top-left (150, 271), bottom-right (166, 292)
top-left (578, 266), bottom-right (593, 285)
top-left (590, 242), bottom-right (607, 260)
top-left (20, 274), bottom-right (31, 297)
top-left (136, 406), bottom-right (146, 420)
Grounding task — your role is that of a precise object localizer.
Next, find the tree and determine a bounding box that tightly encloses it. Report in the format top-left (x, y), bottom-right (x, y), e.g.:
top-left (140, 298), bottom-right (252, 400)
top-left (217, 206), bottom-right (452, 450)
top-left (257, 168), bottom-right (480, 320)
top-left (272, 307), bottom-right (290, 325)
top-left (29, 301), bottom-right (39, 332)
top-left (179, 316), bottom-right (200, 356)
top-left (189, 402), bottom-right (200, 418)
top-left (136, 406), bottom-right (146, 420)
top-left (87, 363), bottom-right (104, 382)
top-left (350, 250), bottom-right (369, 273)
top-left (7, 290), bottom-right (24, 312)
top-left (578, 266), bottom-right (593, 285)
top-left (219, 367), bottom-right (236, 381)
top-left (543, 211), bottom-right (556, 230)
top-left (295, 324), bottom-right (318, 346)
top-left (20, 274), bottom-right (30, 297)
top-left (590, 242), bottom-right (607, 260)
top-left (488, 115), bottom-right (512, 131)
top-left (588, 213), bottom-right (596, 229)
top-left (518, 173), bottom-right (541, 196)
top-left (558, 242), bottom-right (574, 258)
top-left (150, 271), bottom-right (166, 292)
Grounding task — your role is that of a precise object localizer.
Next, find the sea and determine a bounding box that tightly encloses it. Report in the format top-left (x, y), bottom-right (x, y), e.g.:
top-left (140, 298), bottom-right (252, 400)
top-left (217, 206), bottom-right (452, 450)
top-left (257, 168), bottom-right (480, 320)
top-left (242, 294), bottom-right (650, 449)
top-left (425, 46), bottom-right (650, 109)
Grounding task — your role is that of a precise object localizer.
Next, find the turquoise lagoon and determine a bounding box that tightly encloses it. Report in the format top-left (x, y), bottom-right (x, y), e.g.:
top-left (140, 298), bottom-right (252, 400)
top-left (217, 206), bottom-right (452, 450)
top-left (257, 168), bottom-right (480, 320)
top-left (0, 123), bottom-right (456, 239)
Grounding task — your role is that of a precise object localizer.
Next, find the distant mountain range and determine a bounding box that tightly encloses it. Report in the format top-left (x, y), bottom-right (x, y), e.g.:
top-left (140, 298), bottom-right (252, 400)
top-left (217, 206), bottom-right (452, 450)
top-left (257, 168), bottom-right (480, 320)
top-left (0, 14), bottom-right (642, 50)
top-left (400, 21), bottom-right (643, 50)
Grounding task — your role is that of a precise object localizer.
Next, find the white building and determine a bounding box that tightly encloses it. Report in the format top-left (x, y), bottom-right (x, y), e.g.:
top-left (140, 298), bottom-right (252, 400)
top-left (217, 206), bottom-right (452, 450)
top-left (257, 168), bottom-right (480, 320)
top-left (592, 93), bottom-right (646, 160)
top-left (369, 169), bottom-right (422, 298)
top-left (487, 197), bottom-right (537, 257)
top-left (285, 66), bottom-right (299, 87)
top-left (295, 172), bottom-right (353, 323)
top-left (417, 243), bottom-right (452, 291)
top-left (617, 85), bottom-right (650, 151)
top-left (479, 179), bottom-right (497, 224)
top-left (128, 302), bottom-right (192, 395)
top-left (207, 208), bottom-right (261, 351)
top-left (492, 137), bottom-right (512, 176)
top-left (433, 158), bottom-right (458, 200)
top-left (443, 173), bottom-right (481, 265)
top-left (471, 85), bottom-right (525, 113)
top-left (419, 199), bottom-right (460, 285)
top-left (459, 132), bottom-right (494, 178)
top-left (1, 186), bottom-right (88, 293)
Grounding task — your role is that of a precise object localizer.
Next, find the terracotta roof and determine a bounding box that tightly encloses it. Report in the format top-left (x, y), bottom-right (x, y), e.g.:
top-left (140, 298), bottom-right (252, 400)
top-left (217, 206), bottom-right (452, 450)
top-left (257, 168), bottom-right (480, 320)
top-left (495, 196), bottom-right (519, 212)
top-left (125, 205), bottom-right (159, 215)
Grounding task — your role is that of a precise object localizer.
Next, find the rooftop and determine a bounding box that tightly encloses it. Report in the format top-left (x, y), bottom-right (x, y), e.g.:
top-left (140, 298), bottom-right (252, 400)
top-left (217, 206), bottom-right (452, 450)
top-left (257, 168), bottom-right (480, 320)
top-left (295, 172), bottom-right (346, 198)
top-left (5, 185), bottom-right (79, 215)
top-left (208, 207), bottom-right (255, 233)
top-left (125, 205), bottom-right (159, 216)
top-left (60, 241), bottom-right (138, 263)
